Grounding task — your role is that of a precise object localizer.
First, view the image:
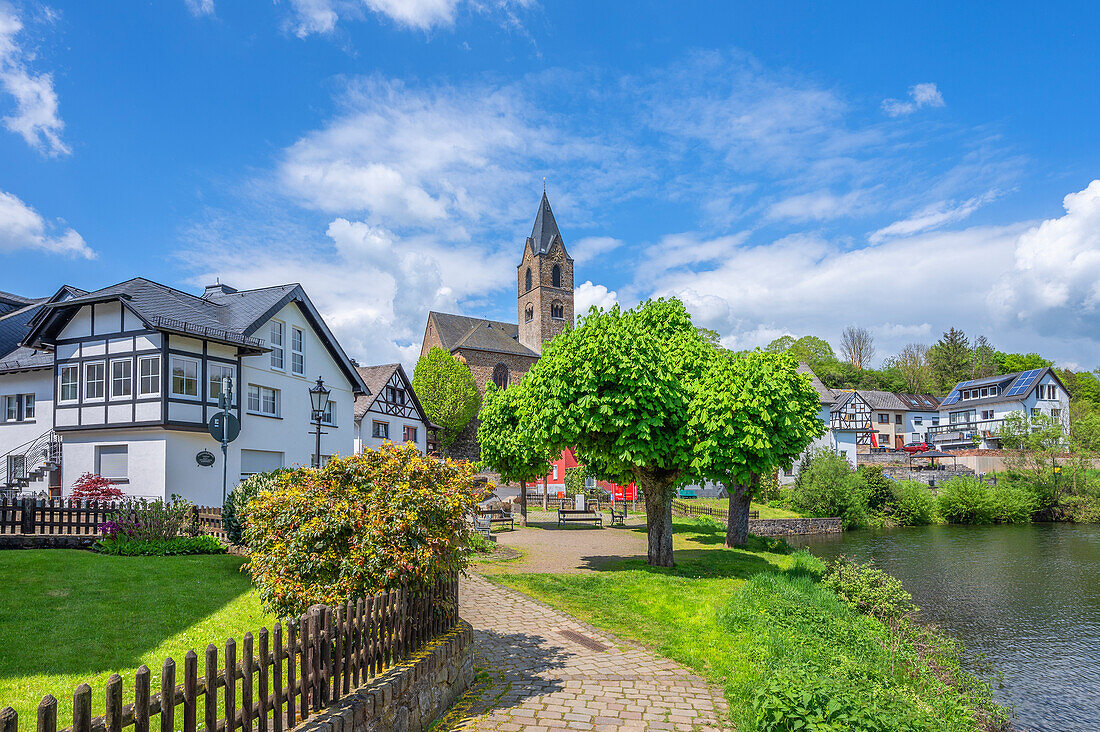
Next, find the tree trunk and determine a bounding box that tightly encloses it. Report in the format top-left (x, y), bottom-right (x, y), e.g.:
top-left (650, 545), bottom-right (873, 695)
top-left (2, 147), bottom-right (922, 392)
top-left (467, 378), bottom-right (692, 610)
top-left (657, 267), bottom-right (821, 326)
top-left (519, 479), bottom-right (528, 525)
top-left (637, 468), bottom-right (678, 567)
top-left (725, 473), bottom-right (759, 548)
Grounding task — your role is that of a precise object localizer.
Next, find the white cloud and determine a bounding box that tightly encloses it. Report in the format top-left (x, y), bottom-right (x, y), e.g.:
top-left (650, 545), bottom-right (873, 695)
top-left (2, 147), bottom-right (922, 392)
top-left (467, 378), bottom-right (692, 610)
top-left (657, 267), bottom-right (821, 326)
top-left (570, 235), bottom-right (622, 264)
top-left (991, 180), bottom-right (1100, 339)
top-left (574, 280), bottom-right (617, 318)
top-left (184, 0), bottom-right (215, 17)
top-left (869, 191), bottom-right (997, 243)
top-left (0, 4), bottom-right (68, 156)
top-left (0, 190), bottom-right (94, 259)
top-left (767, 189), bottom-right (870, 222)
top-left (882, 82), bottom-right (945, 117)
top-left (283, 0), bottom-right (533, 36)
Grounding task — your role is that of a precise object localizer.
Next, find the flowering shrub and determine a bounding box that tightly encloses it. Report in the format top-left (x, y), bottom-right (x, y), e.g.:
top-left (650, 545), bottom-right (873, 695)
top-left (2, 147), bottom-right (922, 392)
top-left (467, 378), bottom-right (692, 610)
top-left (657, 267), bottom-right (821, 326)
top-left (222, 469), bottom-right (288, 545)
top-left (71, 473), bottom-right (125, 501)
top-left (244, 442), bottom-right (480, 617)
top-left (100, 496), bottom-right (196, 541)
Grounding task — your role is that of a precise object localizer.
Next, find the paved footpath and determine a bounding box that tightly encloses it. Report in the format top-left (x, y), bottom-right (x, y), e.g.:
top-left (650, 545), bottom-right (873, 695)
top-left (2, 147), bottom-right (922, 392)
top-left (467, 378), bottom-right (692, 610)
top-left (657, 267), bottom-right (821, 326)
top-left (437, 574), bottom-right (729, 731)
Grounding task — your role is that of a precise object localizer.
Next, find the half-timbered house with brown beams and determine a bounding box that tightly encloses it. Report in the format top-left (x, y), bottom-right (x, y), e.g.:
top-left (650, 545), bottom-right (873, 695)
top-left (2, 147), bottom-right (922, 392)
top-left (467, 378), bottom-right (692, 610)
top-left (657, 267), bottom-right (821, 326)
top-left (353, 363), bottom-right (437, 455)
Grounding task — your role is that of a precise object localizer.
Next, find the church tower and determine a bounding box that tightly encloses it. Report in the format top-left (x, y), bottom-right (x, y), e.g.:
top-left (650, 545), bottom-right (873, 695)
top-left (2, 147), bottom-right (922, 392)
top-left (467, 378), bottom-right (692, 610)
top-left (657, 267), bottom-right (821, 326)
top-left (518, 192), bottom-right (574, 354)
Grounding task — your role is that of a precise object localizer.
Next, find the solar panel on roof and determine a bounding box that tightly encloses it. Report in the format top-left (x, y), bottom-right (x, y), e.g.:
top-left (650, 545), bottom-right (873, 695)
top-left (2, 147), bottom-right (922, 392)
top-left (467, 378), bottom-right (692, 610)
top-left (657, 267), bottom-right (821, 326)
top-left (940, 379), bottom-right (972, 406)
top-left (1005, 368), bottom-right (1042, 397)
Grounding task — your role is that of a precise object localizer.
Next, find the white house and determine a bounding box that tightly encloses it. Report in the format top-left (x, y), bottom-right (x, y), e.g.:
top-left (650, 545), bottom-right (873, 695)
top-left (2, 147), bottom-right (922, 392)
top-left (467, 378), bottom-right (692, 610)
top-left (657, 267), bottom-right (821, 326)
top-left (0, 287), bottom-right (86, 495)
top-left (352, 363), bottom-right (436, 454)
top-left (779, 363), bottom-right (838, 484)
top-left (7, 278), bottom-right (367, 504)
top-left (928, 368), bottom-right (1070, 449)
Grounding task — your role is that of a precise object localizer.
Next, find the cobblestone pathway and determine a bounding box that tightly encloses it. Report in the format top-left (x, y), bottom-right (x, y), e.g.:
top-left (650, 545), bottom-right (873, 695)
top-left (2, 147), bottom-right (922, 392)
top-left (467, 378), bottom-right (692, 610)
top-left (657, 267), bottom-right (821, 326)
top-left (438, 574), bottom-right (728, 731)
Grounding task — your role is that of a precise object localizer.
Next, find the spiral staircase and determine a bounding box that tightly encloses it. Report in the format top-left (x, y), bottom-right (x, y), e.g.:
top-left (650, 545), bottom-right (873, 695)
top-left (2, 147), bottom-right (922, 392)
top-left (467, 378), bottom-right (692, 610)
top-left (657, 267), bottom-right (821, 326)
top-left (1, 429), bottom-right (61, 494)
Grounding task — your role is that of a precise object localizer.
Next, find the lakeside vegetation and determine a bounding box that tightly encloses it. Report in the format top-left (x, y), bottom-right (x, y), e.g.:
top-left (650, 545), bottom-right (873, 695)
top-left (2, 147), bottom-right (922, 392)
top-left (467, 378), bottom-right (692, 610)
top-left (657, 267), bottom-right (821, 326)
top-left (775, 449), bottom-right (1100, 527)
top-left (0, 551), bottom-right (271, 727)
top-left (494, 517), bottom-right (1007, 731)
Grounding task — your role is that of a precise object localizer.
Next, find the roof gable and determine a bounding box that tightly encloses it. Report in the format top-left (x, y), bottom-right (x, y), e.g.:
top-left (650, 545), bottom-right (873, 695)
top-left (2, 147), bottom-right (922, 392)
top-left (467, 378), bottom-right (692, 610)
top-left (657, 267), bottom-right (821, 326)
top-left (353, 363), bottom-right (434, 426)
top-left (427, 311), bottom-right (538, 357)
top-left (941, 367), bottom-right (1065, 408)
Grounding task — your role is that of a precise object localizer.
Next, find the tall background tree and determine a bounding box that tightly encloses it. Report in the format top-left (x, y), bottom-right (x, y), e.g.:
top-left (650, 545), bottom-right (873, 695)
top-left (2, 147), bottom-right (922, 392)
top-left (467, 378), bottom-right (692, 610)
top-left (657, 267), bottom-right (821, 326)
top-left (690, 351), bottom-right (825, 546)
top-left (891, 343), bottom-right (931, 393)
top-left (477, 382), bottom-right (556, 523)
top-left (971, 335), bottom-right (999, 378)
top-left (412, 347), bottom-right (480, 447)
top-left (766, 334), bottom-right (836, 366)
top-left (512, 299), bottom-right (712, 567)
top-left (929, 327), bottom-right (971, 391)
top-left (839, 326), bottom-right (876, 370)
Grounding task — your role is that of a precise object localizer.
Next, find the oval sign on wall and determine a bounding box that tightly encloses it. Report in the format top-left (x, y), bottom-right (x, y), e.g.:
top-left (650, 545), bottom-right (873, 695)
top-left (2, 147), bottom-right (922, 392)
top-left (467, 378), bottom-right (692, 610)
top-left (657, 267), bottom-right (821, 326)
top-left (196, 450), bottom-right (217, 467)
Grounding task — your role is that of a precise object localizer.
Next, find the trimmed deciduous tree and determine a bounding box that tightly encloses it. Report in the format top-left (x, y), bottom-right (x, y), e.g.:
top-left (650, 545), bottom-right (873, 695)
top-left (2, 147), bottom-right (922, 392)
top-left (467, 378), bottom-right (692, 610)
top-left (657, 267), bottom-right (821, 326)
top-left (690, 350), bottom-right (826, 547)
top-left (512, 299), bottom-right (713, 567)
top-left (477, 382), bottom-right (557, 522)
top-left (412, 346), bottom-right (480, 446)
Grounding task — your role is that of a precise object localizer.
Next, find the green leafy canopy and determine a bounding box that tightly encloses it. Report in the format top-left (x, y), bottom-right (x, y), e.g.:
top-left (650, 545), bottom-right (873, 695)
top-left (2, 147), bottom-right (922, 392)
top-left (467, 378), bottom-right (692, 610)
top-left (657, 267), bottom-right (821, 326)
top-left (477, 382), bottom-right (557, 484)
top-left (411, 347), bottom-right (480, 445)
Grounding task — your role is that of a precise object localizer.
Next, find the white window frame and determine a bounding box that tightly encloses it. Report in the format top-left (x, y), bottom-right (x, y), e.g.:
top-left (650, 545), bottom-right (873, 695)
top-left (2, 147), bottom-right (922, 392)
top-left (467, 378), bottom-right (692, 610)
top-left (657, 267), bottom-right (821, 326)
top-left (247, 384), bottom-right (280, 417)
top-left (169, 355), bottom-right (200, 399)
top-left (84, 361), bottom-right (106, 402)
top-left (95, 444), bottom-right (129, 483)
top-left (59, 365), bottom-right (79, 403)
top-left (23, 393), bottom-right (34, 420)
top-left (138, 356), bottom-right (161, 396)
top-left (270, 320), bottom-right (285, 371)
top-left (321, 399), bottom-right (336, 426)
top-left (291, 327), bottom-right (305, 376)
top-left (3, 395), bottom-right (18, 422)
top-left (110, 358), bottom-right (133, 399)
top-left (372, 420), bottom-right (389, 439)
top-left (913, 417), bottom-right (923, 425)
top-left (208, 363), bottom-right (235, 404)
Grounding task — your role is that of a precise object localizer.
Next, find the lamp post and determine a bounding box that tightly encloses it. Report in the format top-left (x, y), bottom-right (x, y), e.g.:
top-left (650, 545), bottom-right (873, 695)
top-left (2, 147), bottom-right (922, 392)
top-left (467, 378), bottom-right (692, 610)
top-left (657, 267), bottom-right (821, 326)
top-left (309, 376), bottom-right (330, 469)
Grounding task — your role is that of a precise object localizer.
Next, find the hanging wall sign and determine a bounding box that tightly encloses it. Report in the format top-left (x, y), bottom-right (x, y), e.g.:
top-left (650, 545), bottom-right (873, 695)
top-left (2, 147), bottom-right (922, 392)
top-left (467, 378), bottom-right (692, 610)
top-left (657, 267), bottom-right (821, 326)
top-left (196, 450), bottom-right (217, 467)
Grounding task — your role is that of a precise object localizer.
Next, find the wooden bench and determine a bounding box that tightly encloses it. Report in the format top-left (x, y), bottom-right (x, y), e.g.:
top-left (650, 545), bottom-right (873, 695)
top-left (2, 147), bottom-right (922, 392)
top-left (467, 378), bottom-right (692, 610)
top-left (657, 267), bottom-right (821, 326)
top-left (476, 508), bottom-right (515, 531)
top-left (472, 515), bottom-right (492, 538)
top-left (558, 509), bottom-right (603, 527)
top-left (608, 504), bottom-right (627, 526)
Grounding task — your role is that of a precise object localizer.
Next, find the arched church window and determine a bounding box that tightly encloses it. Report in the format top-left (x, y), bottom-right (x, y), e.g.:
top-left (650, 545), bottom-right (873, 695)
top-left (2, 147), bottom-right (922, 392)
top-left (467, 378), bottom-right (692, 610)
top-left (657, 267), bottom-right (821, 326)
top-left (525, 268), bottom-right (532, 292)
top-left (492, 363), bottom-right (509, 389)
top-left (551, 264), bottom-right (562, 288)
top-left (525, 305), bottom-right (534, 323)
top-left (550, 301), bottom-right (564, 320)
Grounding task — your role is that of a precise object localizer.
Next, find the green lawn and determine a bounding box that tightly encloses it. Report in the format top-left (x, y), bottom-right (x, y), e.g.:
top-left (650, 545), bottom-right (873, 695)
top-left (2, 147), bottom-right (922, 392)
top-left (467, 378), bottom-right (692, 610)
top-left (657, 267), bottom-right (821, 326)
top-left (0, 551), bottom-right (274, 727)
top-left (683, 497), bottom-right (805, 519)
top-left (492, 518), bottom-right (1001, 731)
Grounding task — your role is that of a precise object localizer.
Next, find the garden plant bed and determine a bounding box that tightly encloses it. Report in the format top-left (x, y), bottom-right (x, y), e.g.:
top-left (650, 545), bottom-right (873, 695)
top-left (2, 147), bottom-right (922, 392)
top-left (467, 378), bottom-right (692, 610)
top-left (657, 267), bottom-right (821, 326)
top-left (0, 550), bottom-right (273, 727)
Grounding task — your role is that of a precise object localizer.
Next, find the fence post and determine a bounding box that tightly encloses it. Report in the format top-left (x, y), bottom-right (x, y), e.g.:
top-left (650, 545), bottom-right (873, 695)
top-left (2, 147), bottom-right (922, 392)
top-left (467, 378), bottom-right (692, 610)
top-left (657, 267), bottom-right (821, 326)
top-left (72, 685), bottom-right (91, 732)
top-left (20, 497), bottom-right (34, 535)
top-left (36, 696), bottom-right (56, 732)
top-left (0, 706), bottom-right (15, 732)
top-left (161, 658), bottom-right (175, 732)
top-left (134, 666), bottom-right (150, 732)
top-left (105, 674), bottom-right (122, 732)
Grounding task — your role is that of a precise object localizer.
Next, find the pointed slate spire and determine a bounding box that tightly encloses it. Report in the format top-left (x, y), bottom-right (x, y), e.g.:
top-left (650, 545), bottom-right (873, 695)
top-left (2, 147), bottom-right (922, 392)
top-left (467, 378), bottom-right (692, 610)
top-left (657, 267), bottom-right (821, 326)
top-left (528, 191), bottom-right (562, 255)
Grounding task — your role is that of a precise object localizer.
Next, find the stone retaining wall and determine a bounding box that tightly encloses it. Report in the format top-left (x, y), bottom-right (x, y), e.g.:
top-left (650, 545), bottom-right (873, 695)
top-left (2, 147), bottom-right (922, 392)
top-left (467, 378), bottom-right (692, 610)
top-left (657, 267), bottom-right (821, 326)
top-left (881, 467), bottom-right (973, 487)
top-left (748, 517), bottom-right (842, 536)
top-left (0, 534), bottom-right (96, 550)
top-left (293, 620), bottom-right (473, 732)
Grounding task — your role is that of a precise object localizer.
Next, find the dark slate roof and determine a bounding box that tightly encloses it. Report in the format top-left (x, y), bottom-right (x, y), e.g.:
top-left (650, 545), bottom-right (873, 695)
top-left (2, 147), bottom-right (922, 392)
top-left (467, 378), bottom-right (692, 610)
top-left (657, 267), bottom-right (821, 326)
top-left (24, 278), bottom-right (367, 394)
top-left (895, 393), bottom-right (942, 411)
top-left (0, 286), bottom-right (86, 372)
top-left (797, 363), bottom-right (835, 405)
top-left (428, 311), bottom-right (538, 357)
top-left (526, 192), bottom-right (570, 257)
top-left (0, 290), bottom-right (40, 317)
top-left (942, 367), bottom-right (1064, 409)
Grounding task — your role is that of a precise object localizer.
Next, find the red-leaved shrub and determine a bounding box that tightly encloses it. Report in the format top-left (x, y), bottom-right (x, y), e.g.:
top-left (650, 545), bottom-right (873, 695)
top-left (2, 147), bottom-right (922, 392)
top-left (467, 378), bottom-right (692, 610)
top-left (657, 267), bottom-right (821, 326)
top-left (71, 473), bottom-right (125, 500)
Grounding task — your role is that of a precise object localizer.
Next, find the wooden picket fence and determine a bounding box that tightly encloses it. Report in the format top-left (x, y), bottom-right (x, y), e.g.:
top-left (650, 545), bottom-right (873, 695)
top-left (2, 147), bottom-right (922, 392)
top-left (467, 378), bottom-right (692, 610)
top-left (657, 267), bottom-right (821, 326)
top-left (0, 576), bottom-right (459, 732)
top-left (0, 498), bottom-right (225, 539)
top-left (670, 499), bottom-right (757, 522)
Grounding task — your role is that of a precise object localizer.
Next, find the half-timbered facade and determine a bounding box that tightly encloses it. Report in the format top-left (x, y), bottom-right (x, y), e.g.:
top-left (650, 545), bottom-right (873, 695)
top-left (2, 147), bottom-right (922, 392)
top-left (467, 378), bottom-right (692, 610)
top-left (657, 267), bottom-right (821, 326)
top-left (352, 363), bottom-right (435, 454)
top-left (16, 278), bottom-right (367, 504)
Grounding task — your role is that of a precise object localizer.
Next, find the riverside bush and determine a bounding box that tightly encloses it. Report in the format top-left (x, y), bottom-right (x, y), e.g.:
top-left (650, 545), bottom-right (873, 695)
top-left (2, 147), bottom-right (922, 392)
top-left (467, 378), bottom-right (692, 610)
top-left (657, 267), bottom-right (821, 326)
top-left (890, 481), bottom-right (937, 526)
top-left (790, 449), bottom-right (870, 528)
top-left (821, 557), bottom-right (916, 622)
top-left (97, 535), bottom-right (225, 556)
top-left (937, 476), bottom-right (1035, 525)
top-left (223, 469), bottom-right (288, 545)
top-left (245, 443), bottom-right (480, 617)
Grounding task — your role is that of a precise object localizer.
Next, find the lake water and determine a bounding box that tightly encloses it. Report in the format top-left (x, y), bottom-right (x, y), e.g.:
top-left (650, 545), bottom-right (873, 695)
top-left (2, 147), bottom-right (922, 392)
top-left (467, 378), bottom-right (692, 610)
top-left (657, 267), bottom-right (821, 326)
top-left (789, 524), bottom-right (1100, 732)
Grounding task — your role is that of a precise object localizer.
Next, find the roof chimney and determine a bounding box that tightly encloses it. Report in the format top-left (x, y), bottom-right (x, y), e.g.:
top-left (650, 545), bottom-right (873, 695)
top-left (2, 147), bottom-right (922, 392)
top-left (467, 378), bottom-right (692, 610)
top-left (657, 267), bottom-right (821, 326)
top-left (202, 279), bottom-right (238, 299)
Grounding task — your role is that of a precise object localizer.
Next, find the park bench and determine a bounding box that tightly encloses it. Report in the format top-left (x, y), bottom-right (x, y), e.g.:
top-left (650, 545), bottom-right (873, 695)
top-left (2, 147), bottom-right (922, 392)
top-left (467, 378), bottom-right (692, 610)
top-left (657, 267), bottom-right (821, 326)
top-left (558, 508), bottom-right (603, 527)
top-left (608, 504), bottom-right (627, 526)
top-left (476, 508), bottom-right (515, 531)
top-left (472, 515), bottom-right (492, 539)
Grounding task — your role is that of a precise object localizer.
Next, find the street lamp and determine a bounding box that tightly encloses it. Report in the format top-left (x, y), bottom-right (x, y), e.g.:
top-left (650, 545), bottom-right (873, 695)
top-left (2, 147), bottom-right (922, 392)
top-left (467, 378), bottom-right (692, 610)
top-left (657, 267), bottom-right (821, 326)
top-left (309, 376), bottom-right (330, 469)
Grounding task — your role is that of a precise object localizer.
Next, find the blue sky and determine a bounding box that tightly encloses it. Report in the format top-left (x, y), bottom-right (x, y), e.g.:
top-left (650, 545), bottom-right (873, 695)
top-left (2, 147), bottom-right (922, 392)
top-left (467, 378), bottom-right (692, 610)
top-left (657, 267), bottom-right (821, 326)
top-left (2, 1), bottom-right (1100, 372)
